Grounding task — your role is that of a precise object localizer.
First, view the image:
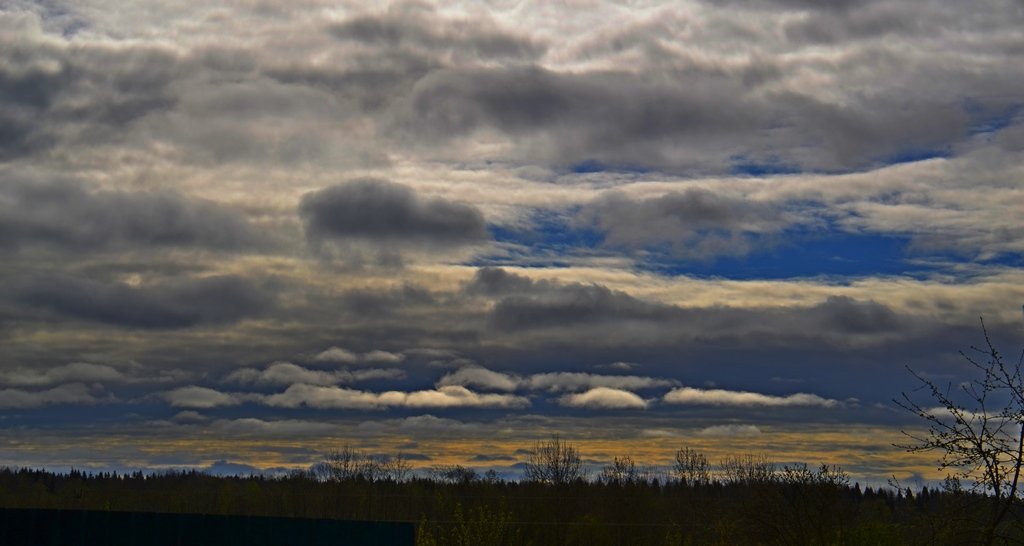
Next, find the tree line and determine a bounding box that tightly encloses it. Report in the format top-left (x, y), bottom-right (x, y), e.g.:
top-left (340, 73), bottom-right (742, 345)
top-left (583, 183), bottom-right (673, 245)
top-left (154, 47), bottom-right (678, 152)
top-left (1, 439), bottom-right (1019, 545)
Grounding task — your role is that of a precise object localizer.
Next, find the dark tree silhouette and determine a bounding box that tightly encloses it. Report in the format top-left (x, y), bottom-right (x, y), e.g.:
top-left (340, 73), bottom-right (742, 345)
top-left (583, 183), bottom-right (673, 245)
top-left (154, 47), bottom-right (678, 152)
top-left (673, 446), bottom-right (711, 485)
top-left (523, 436), bottom-right (585, 485)
top-left (897, 318), bottom-right (1024, 545)
top-left (599, 455), bottom-right (653, 485)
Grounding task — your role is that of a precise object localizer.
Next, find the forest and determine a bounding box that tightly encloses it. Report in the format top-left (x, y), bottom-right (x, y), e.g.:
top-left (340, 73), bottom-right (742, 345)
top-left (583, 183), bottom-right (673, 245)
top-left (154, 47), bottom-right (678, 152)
top-left (2, 439), bottom-right (1022, 546)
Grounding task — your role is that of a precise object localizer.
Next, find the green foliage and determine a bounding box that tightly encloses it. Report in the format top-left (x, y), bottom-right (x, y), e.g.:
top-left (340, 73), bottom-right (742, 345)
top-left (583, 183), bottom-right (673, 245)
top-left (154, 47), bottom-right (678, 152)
top-left (416, 501), bottom-right (525, 546)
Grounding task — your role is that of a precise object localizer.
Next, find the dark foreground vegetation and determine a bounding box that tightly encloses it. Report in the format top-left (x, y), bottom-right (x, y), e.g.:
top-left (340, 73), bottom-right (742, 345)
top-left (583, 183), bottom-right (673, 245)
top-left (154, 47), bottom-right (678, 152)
top-left (2, 446), bottom-right (1023, 546)
top-left (0, 506), bottom-right (413, 546)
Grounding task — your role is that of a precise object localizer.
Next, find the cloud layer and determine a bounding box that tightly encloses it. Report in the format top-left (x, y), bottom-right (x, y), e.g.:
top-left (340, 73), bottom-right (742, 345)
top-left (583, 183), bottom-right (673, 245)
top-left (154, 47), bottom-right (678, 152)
top-left (1, 0), bottom-right (1022, 477)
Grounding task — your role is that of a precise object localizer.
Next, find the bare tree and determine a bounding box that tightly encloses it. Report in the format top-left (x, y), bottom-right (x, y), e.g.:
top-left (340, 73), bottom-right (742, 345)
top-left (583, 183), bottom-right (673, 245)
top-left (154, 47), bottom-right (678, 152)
top-left (600, 455), bottom-right (653, 485)
top-left (720, 453), bottom-right (776, 485)
top-left (523, 436), bottom-right (585, 484)
top-left (318, 446), bottom-right (373, 481)
top-left (776, 463), bottom-right (849, 487)
top-left (896, 318), bottom-right (1024, 546)
top-left (377, 453), bottom-right (412, 482)
top-left (429, 464), bottom-right (479, 485)
top-left (673, 446), bottom-right (711, 486)
top-left (314, 446), bottom-right (411, 482)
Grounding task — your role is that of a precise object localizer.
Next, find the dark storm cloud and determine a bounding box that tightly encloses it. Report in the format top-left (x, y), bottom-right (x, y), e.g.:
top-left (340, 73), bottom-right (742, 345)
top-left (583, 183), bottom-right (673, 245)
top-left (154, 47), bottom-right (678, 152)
top-left (329, 12), bottom-right (545, 61)
top-left (576, 188), bottom-right (794, 259)
top-left (340, 283), bottom-right (436, 317)
top-left (489, 283), bottom-right (676, 331)
top-left (468, 268), bottom-right (907, 344)
top-left (399, 63), bottom-right (983, 172)
top-left (10, 274), bottom-right (273, 329)
top-left (464, 266), bottom-right (555, 297)
top-left (299, 178), bottom-right (487, 246)
top-left (0, 175), bottom-right (267, 252)
top-left (815, 296), bottom-right (902, 334)
top-left (467, 268), bottom-right (678, 332)
top-left (0, 22), bottom-right (179, 159)
top-left (403, 66), bottom-right (765, 169)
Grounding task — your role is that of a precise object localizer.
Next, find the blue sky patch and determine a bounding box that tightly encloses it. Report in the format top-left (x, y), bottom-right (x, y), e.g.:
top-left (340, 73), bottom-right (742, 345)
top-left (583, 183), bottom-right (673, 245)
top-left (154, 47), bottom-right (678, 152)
top-left (487, 214), bottom-right (965, 281)
top-left (729, 155), bottom-right (802, 177)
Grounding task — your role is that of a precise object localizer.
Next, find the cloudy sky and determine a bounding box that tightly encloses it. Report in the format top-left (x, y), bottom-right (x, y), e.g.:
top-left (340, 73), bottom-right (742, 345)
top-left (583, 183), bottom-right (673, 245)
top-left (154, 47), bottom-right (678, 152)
top-left (2, 0), bottom-right (1023, 483)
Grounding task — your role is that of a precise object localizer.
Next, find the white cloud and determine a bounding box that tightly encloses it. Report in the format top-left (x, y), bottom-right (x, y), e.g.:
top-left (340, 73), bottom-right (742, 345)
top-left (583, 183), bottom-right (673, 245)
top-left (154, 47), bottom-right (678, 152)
top-left (663, 387), bottom-right (840, 408)
top-left (697, 424), bottom-right (762, 437)
top-left (312, 347), bottom-right (359, 363)
top-left (264, 384), bottom-right (528, 410)
top-left (224, 361), bottom-right (403, 386)
top-left (595, 361), bottom-right (638, 371)
top-left (0, 383), bottom-right (106, 408)
top-left (559, 387), bottom-right (648, 409)
top-left (639, 428), bottom-right (679, 438)
top-left (363, 350), bottom-right (406, 364)
top-left (401, 385), bottom-right (526, 408)
top-left (311, 347), bottom-right (405, 365)
top-left (437, 366), bottom-right (678, 394)
top-left (209, 417), bottom-right (340, 436)
top-left (160, 386), bottom-right (249, 409)
top-left (437, 366), bottom-right (520, 392)
top-left (170, 410), bottom-right (207, 424)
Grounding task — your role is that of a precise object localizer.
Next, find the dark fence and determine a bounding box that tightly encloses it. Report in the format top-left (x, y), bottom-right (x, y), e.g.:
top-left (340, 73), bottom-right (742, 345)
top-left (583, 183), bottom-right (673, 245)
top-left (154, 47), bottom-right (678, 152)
top-left (0, 507), bottom-right (415, 546)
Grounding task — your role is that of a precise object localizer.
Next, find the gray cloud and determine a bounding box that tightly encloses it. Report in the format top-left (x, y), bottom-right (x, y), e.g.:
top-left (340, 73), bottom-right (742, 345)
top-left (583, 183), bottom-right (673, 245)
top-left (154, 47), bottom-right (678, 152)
top-left (393, 415), bottom-right (482, 433)
top-left (524, 372), bottom-right (679, 393)
top-left (0, 362), bottom-right (183, 387)
top-left (0, 175), bottom-right (267, 253)
top-left (469, 268), bottom-right (910, 346)
top-left (224, 361), bottom-right (403, 387)
top-left (299, 179), bottom-right (488, 247)
top-left (5, 3), bottom-right (1020, 177)
top-left (11, 274), bottom-right (273, 329)
top-left (0, 17), bottom-right (179, 159)
top-left (402, 66), bottom-right (766, 171)
top-left (311, 347), bottom-right (408, 365)
top-left (487, 281), bottom-right (676, 331)
top-left (399, 61), bottom-right (987, 172)
top-left (0, 383), bottom-right (108, 409)
top-left (464, 267), bottom-right (553, 297)
top-left (339, 284), bottom-right (436, 317)
top-left (703, 0), bottom-right (869, 12)
top-left (697, 424), bottom-right (762, 437)
top-left (815, 296), bottom-right (902, 335)
top-left (329, 12), bottom-right (545, 62)
top-left (160, 386), bottom-right (250, 409)
top-left (577, 188), bottom-right (795, 259)
top-left (208, 418), bottom-right (342, 438)
top-left (0, 362), bottom-right (126, 387)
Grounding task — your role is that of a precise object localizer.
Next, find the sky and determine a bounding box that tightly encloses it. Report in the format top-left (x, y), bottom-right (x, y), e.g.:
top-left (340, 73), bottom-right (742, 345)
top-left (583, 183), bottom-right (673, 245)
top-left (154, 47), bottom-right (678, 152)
top-left (1, 0), bottom-right (1023, 485)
